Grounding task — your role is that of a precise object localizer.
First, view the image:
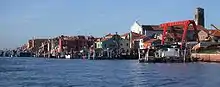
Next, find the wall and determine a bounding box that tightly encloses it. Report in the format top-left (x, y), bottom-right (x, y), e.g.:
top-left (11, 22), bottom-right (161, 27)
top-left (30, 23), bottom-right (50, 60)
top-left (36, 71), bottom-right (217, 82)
top-left (131, 21), bottom-right (143, 34)
top-left (31, 39), bottom-right (48, 52)
top-left (198, 30), bottom-right (208, 41)
top-left (27, 40), bottom-right (32, 49)
top-left (191, 53), bottom-right (220, 62)
top-left (145, 30), bottom-right (163, 37)
top-left (95, 41), bottom-right (102, 49)
top-left (139, 39), bottom-right (145, 49)
top-left (119, 39), bottom-right (130, 55)
top-left (186, 30), bottom-right (198, 41)
top-left (102, 38), bottom-right (116, 50)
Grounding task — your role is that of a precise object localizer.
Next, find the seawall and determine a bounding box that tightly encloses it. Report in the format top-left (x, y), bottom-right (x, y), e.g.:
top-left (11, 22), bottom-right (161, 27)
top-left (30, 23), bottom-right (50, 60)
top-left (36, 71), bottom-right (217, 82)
top-left (191, 53), bottom-right (220, 62)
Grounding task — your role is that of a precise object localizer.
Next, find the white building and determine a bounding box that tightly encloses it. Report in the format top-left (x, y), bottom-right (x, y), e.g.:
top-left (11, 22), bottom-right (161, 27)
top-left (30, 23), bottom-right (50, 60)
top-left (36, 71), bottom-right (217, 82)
top-left (130, 21), bottom-right (163, 37)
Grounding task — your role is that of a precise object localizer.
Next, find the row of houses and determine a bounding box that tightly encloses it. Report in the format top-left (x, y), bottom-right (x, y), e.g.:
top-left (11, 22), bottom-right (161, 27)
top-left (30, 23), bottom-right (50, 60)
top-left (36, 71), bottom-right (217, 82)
top-left (18, 7), bottom-right (220, 58)
top-left (21, 35), bottom-right (95, 58)
top-left (18, 19), bottom-right (220, 59)
top-left (18, 29), bottom-right (160, 58)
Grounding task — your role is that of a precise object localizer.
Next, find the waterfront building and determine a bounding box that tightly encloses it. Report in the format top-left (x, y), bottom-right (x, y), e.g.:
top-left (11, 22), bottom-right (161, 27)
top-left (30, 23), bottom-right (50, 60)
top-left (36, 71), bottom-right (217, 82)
top-left (94, 38), bottom-right (103, 57)
top-left (121, 32), bottom-right (148, 49)
top-left (38, 41), bottom-right (50, 57)
top-left (119, 38), bottom-right (130, 55)
top-left (197, 28), bottom-right (220, 42)
top-left (197, 28), bottom-right (210, 41)
top-left (94, 38), bottom-right (103, 49)
top-left (101, 33), bottom-right (121, 58)
top-left (57, 35), bottom-right (95, 58)
top-left (27, 38), bottom-right (49, 53)
top-left (98, 33), bottom-right (130, 58)
top-left (130, 21), bottom-right (163, 37)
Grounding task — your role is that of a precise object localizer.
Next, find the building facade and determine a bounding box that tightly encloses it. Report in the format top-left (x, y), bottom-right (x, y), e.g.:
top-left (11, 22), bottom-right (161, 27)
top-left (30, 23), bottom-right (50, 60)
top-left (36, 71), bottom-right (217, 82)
top-left (27, 38), bottom-right (48, 53)
top-left (130, 21), bottom-right (163, 37)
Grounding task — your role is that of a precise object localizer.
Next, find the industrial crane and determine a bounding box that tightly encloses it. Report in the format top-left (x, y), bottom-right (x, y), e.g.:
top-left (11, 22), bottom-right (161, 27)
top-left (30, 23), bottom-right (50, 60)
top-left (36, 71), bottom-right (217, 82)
top-left (139, 20), bottom-right (200, 63)
top-left (160, 20), bottom-right (200, 49)
top-left (210, 24), bottom-right (220, 42)
top-left (211, 24), bottom-right (220, 32)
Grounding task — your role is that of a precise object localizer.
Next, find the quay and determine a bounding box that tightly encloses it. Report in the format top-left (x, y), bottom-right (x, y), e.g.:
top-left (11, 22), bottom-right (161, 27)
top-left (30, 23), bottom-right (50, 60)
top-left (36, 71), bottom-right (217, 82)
top-left (191, 53), bottom-right (220, 63)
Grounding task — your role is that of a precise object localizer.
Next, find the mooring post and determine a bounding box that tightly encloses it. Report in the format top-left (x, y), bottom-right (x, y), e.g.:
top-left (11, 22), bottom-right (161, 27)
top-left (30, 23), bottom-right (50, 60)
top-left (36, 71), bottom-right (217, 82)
top-left (147, 46), bottom-right (150, 61)
top-left (93, 50), bottom-right (95, 60)
top-left (184, 49), bottom-right (186, 62)
top-left (138, 48), bottom-right (141, 60)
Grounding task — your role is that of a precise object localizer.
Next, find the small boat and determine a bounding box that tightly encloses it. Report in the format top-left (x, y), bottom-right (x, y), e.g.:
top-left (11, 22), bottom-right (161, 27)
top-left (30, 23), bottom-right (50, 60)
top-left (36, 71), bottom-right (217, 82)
top-left (65, 55), bottom-right (71, 59)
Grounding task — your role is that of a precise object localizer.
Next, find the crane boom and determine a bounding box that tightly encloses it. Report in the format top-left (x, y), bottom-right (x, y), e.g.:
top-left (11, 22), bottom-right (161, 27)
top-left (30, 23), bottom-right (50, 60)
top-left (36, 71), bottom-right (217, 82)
top-left (211, 24), bottom-right (220, 31)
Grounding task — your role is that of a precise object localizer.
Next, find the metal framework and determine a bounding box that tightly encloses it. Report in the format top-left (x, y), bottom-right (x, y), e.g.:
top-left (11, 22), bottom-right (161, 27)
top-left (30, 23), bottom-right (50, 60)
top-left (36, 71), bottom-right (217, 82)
top-left (160, 20), bottom-right (199, 48)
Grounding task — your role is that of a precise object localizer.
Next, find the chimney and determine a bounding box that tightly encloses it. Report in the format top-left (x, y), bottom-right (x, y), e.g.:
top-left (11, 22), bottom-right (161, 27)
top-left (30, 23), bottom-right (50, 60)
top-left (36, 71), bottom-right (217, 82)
top-left (194, 7), bottom-right (205, 27)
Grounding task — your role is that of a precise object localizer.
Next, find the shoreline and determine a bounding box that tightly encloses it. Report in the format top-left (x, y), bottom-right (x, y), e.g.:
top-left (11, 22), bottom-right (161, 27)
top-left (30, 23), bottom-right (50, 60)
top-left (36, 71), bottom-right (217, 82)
top-left (2, 56), bottom-right (220, 63)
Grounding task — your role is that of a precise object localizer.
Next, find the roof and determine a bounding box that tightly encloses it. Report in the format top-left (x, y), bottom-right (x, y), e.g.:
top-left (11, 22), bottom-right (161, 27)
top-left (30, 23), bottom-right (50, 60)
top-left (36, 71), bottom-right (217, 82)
top-left (142, 25), bottom-right (162, 30)
top-left (121, 32), bottom-right (143, 37)
top-left (144, 39), bottom-right (158, 43)
top-left (105, 33), bottom-right (113, 37)
top-left (100, 38), bottom-right (110, 42)
top-left (137, 35), bottom-right (148, 39)
top-left (121, 32), bottom-right (148, 40)
top-left (141, 25), bottom-right (205, 31)
top-left (191, 26), bottom-right (220, 37)
top-left (188, 25), bottom-right (205, 31)
top-left (167, 25), bottom-right (205, 31)
top-left (94, 38), bottom-right (102, 41)
top-left (209, 30), bottom-right (220, 37)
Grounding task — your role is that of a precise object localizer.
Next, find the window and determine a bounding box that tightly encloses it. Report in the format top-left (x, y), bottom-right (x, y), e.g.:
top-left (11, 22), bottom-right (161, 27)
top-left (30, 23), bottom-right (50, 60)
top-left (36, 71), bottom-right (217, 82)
top-left (126, 43), bottom-right (129, 46)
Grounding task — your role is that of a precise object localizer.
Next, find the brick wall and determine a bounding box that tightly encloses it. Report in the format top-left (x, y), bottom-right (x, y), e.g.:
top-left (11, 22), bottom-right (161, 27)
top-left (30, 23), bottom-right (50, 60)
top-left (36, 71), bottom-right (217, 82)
top-left (191, 53), bottom-right (220, 62)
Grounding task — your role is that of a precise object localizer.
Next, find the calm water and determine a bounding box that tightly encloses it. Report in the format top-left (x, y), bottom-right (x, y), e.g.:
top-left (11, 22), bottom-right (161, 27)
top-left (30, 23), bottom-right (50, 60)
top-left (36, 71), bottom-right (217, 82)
top-left (0, 57), bottom-right (220, 87)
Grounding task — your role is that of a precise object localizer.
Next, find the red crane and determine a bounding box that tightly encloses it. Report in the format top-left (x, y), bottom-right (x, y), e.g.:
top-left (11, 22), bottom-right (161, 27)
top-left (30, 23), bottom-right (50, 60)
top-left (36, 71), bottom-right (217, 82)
top-left (160, 20), bottom-right (200, 48)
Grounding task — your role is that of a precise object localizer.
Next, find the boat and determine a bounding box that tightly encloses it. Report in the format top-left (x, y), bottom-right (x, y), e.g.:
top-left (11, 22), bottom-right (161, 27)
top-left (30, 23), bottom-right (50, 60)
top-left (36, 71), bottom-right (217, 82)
top-left (139, 44), bottom-right (190, 63)
top-left (65, 55), bottom-right (71, 59)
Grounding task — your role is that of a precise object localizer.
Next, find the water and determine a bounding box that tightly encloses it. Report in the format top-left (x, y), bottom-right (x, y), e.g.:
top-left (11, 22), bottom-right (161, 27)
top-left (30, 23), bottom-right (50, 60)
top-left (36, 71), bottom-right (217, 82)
top-left (0, 57), bottom-right (220, 87)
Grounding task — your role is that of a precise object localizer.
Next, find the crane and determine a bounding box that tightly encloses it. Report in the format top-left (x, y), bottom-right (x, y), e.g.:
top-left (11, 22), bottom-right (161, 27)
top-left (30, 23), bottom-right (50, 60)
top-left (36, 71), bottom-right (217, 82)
top-left (211, 24), bottom-right (220, 35)
top-left (160, 20), bottom-right (200, 49)
top-left (210, 24), bottom-right (220, 42)
top-left (211, 24), bottom-right (220, 31)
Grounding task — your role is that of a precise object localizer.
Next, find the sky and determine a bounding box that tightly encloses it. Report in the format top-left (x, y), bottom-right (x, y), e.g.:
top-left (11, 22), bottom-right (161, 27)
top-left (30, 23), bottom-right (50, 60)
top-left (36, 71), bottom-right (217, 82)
top-left (0, 0), bottom-right (220, 49)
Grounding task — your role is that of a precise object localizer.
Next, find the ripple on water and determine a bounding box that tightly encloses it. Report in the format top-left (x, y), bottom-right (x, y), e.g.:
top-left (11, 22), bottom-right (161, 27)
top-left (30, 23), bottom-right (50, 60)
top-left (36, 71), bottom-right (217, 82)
top-left (1, 58), bottom-right (220, 87)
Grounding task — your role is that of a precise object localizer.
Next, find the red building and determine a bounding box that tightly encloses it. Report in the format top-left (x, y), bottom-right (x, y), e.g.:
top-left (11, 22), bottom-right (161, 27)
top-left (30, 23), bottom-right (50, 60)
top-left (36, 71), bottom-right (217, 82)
top-left (58, 35), bottom-right (95, 53)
